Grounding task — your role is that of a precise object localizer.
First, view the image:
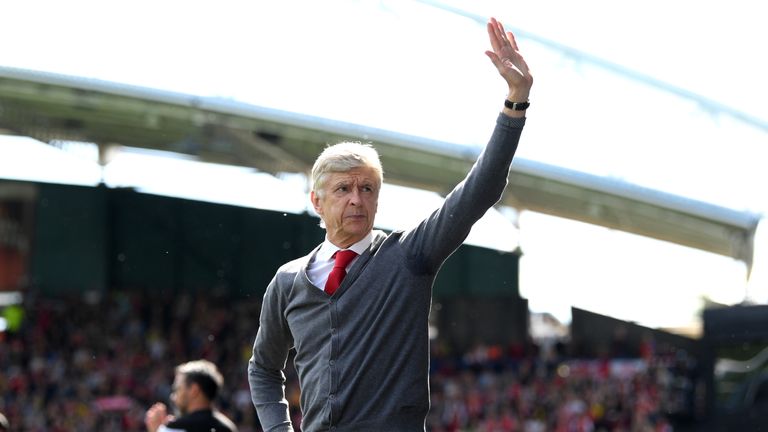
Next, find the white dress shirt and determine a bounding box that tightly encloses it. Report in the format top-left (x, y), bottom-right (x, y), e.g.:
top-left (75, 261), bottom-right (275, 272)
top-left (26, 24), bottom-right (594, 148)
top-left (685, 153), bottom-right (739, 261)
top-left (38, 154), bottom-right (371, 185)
top-left (307, 231), bottom-right (373, 290)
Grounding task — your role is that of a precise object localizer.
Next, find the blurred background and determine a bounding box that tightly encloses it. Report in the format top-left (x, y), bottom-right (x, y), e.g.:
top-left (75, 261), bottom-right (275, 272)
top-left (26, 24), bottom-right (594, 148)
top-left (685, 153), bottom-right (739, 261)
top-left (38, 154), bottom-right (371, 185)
top-left (1, 0), bottom-right (767, 430)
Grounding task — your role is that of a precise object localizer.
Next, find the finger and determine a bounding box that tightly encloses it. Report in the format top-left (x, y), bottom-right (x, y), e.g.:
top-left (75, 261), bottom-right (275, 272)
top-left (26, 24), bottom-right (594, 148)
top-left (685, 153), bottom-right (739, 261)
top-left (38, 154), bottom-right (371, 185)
top-left (495, 19), bottom-right (510, 48)
top-left (490, 17), bottom-right (507, 48)
top-left (485, 50), bottom-right (501, 66)
top-left (485, 51), bottom-right (506, 75)
top-left (506, 31), bottom-right (519, 51)
top-left (487, 20), bottom-right (503, 54)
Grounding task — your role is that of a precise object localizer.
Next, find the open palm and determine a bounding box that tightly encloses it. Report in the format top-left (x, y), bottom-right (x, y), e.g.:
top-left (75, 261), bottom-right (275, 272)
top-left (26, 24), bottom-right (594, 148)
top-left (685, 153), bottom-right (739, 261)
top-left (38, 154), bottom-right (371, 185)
top-left (485, 17), bottom-right (533, 99)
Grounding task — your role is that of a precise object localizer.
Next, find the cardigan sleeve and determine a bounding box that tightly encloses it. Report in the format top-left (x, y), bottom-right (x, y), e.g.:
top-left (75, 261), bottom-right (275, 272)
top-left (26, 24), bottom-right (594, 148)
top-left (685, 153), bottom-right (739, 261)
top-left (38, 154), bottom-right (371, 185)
top-left (248, 275), bottom-right (295, 432)
top-left (400, 113), bottom-right (525, 274)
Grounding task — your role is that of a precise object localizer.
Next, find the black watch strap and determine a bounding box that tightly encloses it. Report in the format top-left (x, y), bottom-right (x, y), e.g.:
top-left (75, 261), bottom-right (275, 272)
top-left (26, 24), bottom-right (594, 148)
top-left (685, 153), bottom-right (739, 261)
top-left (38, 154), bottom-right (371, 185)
top-left (504, 99), bottom-right (530, 111)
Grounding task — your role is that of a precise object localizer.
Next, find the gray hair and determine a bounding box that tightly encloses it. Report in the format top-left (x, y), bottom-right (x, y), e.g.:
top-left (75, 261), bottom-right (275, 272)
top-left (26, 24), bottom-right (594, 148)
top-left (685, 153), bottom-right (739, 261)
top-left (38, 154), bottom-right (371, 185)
top-left (311, 142), bottom-right (383, 197)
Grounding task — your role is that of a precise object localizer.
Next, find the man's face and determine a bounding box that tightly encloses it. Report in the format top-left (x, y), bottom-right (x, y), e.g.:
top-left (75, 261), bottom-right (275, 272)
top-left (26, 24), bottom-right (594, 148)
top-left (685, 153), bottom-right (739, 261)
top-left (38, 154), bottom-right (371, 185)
top-left (311, 166), bottom-right (380, 248)
top-left (170, 374), bottom-right (190, 415)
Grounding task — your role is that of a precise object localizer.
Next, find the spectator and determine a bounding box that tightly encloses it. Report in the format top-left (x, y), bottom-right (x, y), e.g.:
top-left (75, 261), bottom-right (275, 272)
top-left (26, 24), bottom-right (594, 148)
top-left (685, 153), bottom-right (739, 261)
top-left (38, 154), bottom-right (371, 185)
top-left (0, 290), bottom-right (688, 431)
top-left (145, 359), bottom-right (237, 432)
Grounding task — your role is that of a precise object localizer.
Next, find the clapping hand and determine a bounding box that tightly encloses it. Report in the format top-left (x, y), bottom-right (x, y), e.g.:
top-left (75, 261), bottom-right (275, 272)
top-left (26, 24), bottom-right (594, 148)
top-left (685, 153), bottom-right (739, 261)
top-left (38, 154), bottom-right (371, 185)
top-left (145, 402), bottom-right (175, 432)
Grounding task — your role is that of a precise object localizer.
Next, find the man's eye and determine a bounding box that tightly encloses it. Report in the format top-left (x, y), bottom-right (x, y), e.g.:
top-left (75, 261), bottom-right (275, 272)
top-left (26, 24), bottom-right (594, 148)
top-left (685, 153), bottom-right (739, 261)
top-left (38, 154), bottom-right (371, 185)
top-left (362, 186), bottom-right (373, 192)
top-left (336, 186), bottom-right (348, 193)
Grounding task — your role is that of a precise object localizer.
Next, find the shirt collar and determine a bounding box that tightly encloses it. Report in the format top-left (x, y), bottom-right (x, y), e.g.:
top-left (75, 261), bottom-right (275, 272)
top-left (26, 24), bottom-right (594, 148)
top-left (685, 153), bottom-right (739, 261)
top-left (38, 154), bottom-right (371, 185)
top-left (316, 231), bottom-right (374, 263)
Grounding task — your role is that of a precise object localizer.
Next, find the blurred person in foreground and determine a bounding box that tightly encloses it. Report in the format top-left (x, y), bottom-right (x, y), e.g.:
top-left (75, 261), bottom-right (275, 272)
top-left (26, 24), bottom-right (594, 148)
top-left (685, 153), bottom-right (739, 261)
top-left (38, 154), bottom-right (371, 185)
top-left (145, 359), bottom-right (237, 432)
top-left (248, 16), bottom-right (533, 432)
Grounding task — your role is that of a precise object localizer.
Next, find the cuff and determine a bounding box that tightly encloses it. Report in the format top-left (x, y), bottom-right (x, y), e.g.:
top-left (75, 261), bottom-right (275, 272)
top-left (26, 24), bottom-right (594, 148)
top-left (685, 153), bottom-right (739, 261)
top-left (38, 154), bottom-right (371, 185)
top-left (497, 113), bottom-right (526, 128)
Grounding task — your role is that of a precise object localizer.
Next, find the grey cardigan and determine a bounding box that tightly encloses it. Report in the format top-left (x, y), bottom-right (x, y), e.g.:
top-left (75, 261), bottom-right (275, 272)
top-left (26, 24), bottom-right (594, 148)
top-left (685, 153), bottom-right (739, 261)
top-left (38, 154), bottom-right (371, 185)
top-left (248, 113), bottom-right (525, 432)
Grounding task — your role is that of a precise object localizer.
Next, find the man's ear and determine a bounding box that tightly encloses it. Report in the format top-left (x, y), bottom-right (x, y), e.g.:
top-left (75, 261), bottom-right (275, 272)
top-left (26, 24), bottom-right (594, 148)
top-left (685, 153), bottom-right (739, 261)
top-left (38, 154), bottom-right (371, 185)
top-left (187, 381), bottom-right (201, 399)
top-left (310, 191), bottom-right (323, 215)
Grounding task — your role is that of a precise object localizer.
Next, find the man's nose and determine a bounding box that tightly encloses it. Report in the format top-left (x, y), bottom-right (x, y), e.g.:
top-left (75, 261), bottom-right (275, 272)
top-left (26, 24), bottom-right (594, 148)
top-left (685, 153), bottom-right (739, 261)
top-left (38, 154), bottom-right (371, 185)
top-left (348, 188), bottom-right (361, 205)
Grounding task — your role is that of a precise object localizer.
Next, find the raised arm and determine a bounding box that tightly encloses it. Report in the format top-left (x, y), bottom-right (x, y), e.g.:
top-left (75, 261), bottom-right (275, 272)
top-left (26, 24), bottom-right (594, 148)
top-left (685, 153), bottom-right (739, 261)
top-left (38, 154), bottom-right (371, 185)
top-left (401, 17), bottom-right (533, 273)
top-left (485, 17), bottom-right (533, 118)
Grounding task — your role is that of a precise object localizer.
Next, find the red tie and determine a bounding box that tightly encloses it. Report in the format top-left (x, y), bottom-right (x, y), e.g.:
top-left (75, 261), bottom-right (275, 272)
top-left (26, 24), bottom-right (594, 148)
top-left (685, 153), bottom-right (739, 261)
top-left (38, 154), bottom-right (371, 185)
top-left (324, 250), bottom-right (358, 295)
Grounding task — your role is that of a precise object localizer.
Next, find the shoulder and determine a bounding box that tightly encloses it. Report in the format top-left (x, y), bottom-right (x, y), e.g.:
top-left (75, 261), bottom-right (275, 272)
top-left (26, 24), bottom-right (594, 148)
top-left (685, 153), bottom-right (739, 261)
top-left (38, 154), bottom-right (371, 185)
top-left (165, 410), bottom-right (237, 432)
top-left (213, 410), bottom-right (238, 432)
top-left (263, 249), bottom-right (316, 300)
top-left (165, 414), bottom-right (192, 427)
top-left (275, 254), bottom-right (311, 276)
top-left (272, 249), bottom-right (316, 283)
top-left (363, 230), bottom-right (401, 256)
top-left (371, 229), bottom-right (392, 247)
top-left (166, 413), bottom-right (198, 429)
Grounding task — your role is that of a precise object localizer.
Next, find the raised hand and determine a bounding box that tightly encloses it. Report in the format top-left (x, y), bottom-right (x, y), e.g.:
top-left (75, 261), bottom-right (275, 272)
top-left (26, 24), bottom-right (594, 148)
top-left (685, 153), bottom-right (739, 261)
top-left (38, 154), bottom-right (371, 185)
top-left (485, 17), bottom-right (533, 103)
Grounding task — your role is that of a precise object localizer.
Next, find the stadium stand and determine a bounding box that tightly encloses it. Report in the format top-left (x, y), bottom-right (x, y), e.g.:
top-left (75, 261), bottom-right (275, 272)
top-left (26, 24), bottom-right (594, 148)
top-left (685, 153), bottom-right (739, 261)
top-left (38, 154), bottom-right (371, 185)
top-left (1, 289), bottom-right (696, 431)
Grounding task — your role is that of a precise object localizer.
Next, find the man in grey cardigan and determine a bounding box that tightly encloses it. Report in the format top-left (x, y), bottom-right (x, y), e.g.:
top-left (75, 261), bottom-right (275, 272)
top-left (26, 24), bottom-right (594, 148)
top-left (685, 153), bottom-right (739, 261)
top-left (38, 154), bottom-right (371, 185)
top-left (249, 17), bottom-right (533, 432)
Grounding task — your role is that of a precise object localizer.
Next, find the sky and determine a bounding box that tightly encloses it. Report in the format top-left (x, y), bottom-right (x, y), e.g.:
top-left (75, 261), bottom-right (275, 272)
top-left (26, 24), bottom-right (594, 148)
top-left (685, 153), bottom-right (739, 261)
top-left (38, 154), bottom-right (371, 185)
top-left (1, 0), bottom-right (767, 332)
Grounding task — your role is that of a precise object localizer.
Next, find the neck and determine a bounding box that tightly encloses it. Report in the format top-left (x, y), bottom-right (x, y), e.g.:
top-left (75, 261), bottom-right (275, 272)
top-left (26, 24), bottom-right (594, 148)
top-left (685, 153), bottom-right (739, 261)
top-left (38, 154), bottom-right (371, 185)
top-left (331, 239), bottom-right (356, 249)
top-left (184, 400), bottom-right (212, 414)
top-left (328, 232), bottom-right (370, 249)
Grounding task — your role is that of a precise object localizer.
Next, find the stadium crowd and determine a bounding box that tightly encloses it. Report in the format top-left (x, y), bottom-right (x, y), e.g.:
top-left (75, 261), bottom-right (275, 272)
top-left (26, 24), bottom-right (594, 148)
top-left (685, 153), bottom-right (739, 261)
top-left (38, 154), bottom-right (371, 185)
top-left (0, 290), bottom-right (693, 431)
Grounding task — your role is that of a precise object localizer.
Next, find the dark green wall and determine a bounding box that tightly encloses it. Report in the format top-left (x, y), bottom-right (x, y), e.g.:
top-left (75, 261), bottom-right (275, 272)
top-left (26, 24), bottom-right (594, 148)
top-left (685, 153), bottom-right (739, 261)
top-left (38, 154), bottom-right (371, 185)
top-left (28, 182), bottom-right (519, 299)
top-left (435, 245), bottom-right (520, 298)
top-left (107, 188), bottom-right (325, 297)
top-left (31, 183), bottom-right (108, 293)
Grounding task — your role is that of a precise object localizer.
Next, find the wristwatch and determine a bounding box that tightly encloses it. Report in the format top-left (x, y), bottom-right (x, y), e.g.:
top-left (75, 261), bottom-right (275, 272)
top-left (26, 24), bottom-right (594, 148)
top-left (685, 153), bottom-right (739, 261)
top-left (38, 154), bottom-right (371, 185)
top-left (504, 99), bottom-right (530, 111)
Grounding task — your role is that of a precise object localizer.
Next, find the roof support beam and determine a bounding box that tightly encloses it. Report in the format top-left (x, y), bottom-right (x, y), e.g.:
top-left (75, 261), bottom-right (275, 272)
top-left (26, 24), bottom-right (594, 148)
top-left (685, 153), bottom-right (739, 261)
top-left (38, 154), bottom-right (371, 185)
top-left (0, 66), bottom-right (760, 268)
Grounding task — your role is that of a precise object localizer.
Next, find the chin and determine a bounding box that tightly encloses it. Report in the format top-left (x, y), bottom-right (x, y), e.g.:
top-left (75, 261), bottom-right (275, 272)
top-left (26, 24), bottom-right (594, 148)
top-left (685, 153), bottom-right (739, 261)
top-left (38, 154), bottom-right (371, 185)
top-left (344, 220), bottom-right (369, 231)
